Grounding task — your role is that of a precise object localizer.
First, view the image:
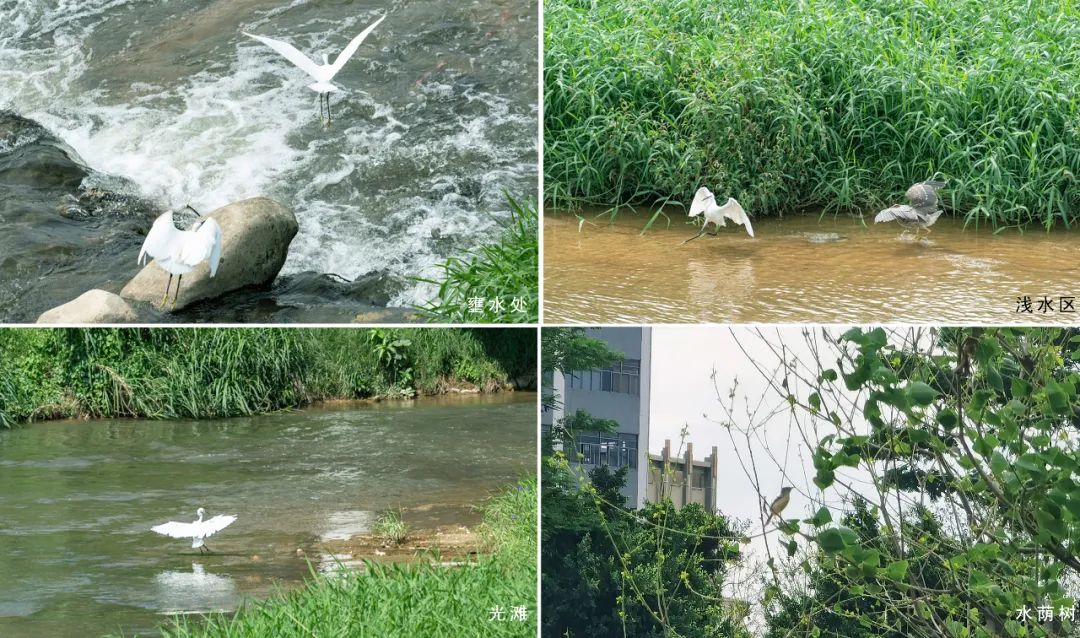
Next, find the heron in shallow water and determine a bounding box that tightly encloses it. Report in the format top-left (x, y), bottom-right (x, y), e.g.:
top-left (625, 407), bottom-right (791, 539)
top-left (874, 179), bottom-right (947, 238)
top-left (152, 507), bottom-right (236, 553)
top-left (681, 187), bottom-right (755, 244)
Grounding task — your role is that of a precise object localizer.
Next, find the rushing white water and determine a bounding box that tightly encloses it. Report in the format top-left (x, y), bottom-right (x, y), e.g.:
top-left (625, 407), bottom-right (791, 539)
top-left (0, 0), bottom-right (537, 306)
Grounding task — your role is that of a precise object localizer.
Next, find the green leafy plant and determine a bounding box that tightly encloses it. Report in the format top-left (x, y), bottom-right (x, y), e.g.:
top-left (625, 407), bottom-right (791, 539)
top-left (367, 329), bottom-right (413, 387)
top-left (374, 509), bottom-right (409, 546)
top-left (416, 195), bottom-right (538, 323)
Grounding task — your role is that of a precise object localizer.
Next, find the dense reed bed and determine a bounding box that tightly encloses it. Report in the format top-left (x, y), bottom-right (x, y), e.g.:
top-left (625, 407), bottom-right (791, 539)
top-left (160, 478), bottom-right (537, 638)
top-left (545, 0), bottom-right (1080, 228)
top-left (0, 328), bottom-right (535, 426)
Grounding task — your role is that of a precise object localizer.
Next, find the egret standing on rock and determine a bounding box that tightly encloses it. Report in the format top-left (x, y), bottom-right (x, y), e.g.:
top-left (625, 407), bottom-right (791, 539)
top-left (152, 508), bottom-right (237, 553)
top-left (874, 179), bottom-right (947, 238)
top-left (244, 15), bottom-right (386, 126)
top-left (138, 206), bottom-right (223, 308)
top-left (681, 187), bottom-right (754, 244)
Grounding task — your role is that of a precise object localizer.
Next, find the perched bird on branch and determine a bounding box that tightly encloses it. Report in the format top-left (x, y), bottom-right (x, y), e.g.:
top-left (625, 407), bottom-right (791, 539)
top-left (765, 486), bottom-right (794, 525)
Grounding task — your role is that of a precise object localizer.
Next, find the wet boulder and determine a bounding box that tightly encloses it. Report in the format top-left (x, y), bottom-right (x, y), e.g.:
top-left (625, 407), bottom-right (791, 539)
top-left (36, 289), bottom-right (138, 324)
top-left (121, 197), bottom-right (298, 311)
top-left (0, 111), bottom-right (155, 322)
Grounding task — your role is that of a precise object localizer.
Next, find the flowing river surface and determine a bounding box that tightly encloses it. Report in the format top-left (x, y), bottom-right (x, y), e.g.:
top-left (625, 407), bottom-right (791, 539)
top-left (0, 393), bottom-right (535, 638)
top-left (544, 212), bottom-right (1080, 324)
top-left (0, 0), bottom-right (537, 320)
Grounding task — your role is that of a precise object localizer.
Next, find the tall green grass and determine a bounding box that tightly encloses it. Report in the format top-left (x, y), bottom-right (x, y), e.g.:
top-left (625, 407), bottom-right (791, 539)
top-left (545, 0), bottom-right (1080, 228)
top-left (0, 328), bottom-right (535, 426)
top-left (417, 196), bottom-right (539, 322)
top-left (159, 478), bottom-right (537, 638)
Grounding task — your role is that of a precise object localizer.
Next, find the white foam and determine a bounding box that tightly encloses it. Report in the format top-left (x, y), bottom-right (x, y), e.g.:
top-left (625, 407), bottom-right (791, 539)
top-left (0, 1), bottom-right (537, 306)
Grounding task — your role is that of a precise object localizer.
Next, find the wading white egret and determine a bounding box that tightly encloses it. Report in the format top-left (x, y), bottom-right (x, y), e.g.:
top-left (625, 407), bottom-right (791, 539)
top-left (682, 187), bottom-right (754, 244)
top-left (243, 14), bottom-right (387, 126)
top-left (138, 206), bottom-right (223, 308)
top-left (152, 508), bottom-right (237, 553)
top-left (874, 179), bottom-right (947, 238)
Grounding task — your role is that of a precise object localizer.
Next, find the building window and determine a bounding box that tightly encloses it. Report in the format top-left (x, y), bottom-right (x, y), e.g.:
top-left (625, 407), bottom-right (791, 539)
top-left (575, 431), bottom-right (638, 469)
top-left (572, 359), bottom-right (641, 396)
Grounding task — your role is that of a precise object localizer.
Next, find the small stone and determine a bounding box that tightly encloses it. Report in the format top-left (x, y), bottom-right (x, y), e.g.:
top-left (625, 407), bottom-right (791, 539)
top-left (37, 290), bottom-right (138, 324)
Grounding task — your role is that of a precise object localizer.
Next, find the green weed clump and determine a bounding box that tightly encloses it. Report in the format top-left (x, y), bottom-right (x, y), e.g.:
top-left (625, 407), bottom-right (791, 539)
top-left (417, 196), bottom-right (539, 322)
top-left (545, 0), bottom-right (1080, 229)
top-left (374, 510), bottom-right (409, 546)
top-left (159, 478), bottom-right (537, 638)
top-left (0, 328), bottom-right (535, 426)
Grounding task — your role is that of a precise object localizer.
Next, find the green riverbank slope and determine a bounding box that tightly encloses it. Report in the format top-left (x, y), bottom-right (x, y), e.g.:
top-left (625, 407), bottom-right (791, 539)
top-left (0, 328), bottom-right (536, 426)
top-left (545, 0), bottom-right (1080, 228)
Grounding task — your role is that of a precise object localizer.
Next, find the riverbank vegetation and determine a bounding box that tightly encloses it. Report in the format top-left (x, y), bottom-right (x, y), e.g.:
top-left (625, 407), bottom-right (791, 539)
top-left (0, 328), bottom-right (535, 426)
top-left (418, 196), bottom-right (539, 323)
top-left (162, 478), bottom-right (537, 638)
top-left (543, 327), bottom-right (1080, 636)
top-left (545, 0), bottom-right (1080, 229)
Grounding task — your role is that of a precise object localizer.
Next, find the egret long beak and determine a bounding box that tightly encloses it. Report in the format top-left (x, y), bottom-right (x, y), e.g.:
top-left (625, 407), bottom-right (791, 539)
top-left (184, 204), bottom-right (202, 217)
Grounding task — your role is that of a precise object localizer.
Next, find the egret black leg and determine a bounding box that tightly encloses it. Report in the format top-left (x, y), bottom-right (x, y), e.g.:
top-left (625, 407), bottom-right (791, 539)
top-left (172, 275), bottom-right (182, 308)
top-left (161, 274), bottom-right (173, 307)
top-left (326, 94), bottom-right (332, 127)
top-left (680, 224), bottom-right (710, 245)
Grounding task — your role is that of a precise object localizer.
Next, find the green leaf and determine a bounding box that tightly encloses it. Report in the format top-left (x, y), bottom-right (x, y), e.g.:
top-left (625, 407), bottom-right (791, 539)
top-left (809, 506), bottom-right (833, 527)
top-left (884, 559), bottom-right (910, 582)
top-left (990, 451), bottom-right (1008, 476)
top-left (818, 528), bottom-right (847, 553)
top-left (908, 382), bottom-right (938, 406)
top-left (937, 409), bottom-right (959, 429)
top-left (1046, 381), bottom-right (1071, 415)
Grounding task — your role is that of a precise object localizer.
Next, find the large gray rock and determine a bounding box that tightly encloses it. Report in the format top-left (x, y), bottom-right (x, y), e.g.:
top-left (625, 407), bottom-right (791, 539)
top-left (37, 289), bottom-right (138, 324)
top-left (121, 197), bottom-right (297, 310)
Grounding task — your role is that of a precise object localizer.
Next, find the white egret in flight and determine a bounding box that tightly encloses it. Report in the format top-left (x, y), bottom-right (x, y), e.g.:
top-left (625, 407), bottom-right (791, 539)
top-left (152, 508), bottom-right (237, 553)
top-left (682, 187), bottom-right (755, 244)
top-left (244, 14), bottom-right (387, 125)
top-left (874, 179), bottom-right (947, 239)
top-left (138, 205), bottom-right (223, 308)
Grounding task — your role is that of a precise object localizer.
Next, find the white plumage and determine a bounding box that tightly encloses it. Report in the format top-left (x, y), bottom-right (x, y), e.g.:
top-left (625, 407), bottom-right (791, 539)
top-left (687, 187), bottom-right (754, 238)
top-left (244, 14), bottom-right (386, 124)
top-left (138, 210), bottom-right (222, 307)
top-left (152, 508), bottom-right (236, 551)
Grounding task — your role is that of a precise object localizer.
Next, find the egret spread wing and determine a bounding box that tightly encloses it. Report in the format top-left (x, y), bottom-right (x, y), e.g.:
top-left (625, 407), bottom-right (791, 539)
top-left (688, 187), bottom-right (714, 218)
top-left (152, 520), bottom-right (199, 539)
top-left (196, 515), bottom-right (237, 538)
top-left (139, 211), bottom-right (179, 265)
top-left (179, 219), bottom-right (223, 275)
top-left (721, 198), bottom-right (754, 238)
top-left (244, 32), bottom-right (324, 81)
top-left (329, 15), bottom-right (386, 78)
top-left (875, 204), bottom-right (921, 223)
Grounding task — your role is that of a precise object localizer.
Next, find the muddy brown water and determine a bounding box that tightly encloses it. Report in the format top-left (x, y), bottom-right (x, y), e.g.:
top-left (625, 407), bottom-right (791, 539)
top-left (0, 393), bottom-right (535, 638)
top-left (544, 211), bottom-right (1080, 324)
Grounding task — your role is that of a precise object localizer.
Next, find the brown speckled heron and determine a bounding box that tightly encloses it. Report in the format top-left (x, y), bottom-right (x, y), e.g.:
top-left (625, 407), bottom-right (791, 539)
top-left (874, 179), bottom-right (947, 238)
